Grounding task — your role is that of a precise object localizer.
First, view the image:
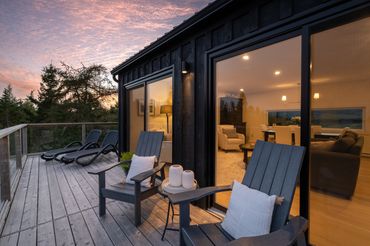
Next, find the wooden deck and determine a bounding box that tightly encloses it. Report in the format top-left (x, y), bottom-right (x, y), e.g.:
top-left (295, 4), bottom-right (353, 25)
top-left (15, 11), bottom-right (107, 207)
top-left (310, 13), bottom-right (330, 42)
top-left (0, 153), bottom-right (220, 246)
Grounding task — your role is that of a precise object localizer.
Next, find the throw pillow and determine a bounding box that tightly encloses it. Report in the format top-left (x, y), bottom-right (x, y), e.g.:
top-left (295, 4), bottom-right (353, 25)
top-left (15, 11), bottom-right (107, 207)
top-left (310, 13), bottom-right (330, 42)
top-left (222, 128), bottom-right (238, 138)
top-left (342, 129), bottom-right (359, 140)
top-left (221, 181), bottom-right (277, 239)
top-left (125, 154), bottom-right (156, 187)
top-left (332, 136), bottom-right (356, 153)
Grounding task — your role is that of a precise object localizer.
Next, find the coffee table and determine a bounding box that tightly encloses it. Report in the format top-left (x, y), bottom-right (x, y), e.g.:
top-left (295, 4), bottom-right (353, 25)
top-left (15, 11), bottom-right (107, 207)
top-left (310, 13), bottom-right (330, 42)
top-left (240, 143), bottom-right (255, 167)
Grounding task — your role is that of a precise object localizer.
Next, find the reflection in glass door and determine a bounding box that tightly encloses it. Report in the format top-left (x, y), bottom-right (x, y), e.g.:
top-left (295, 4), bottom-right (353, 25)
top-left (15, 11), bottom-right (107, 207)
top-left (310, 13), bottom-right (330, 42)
top-left (214, 36), bottom-right (301, 212)
top-left (128, 86), bottom-right (144, 152)
top-left (127, 76), bottom-right (173, 163)
top-left (147, 77), bottom-right (173, 164)
top-left (310, 16), bottom-right (370, 245)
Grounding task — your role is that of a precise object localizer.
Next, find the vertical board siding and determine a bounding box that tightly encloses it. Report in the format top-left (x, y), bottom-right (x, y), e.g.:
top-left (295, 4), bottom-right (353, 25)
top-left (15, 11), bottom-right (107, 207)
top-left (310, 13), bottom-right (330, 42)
top-left (118, 0), bottom-right (338, 191)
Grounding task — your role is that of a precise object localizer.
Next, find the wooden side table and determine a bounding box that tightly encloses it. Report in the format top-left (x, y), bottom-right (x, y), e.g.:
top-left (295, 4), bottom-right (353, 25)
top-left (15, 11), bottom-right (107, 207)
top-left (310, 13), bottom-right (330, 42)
top-left (240, 144), bottom-right (255, 168)
top-left (158, 179), bottom-right (198, 240)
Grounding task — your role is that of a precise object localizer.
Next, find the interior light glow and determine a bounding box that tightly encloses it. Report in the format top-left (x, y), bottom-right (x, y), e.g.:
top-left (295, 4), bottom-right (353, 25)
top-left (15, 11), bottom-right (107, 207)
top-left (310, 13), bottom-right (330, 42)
top-left (242, 55), bottom-right (250, 60)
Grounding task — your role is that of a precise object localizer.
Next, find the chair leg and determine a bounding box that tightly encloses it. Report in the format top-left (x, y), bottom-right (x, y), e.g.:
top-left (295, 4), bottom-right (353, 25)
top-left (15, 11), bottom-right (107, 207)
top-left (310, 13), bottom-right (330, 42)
top-left (134, 182), bottom-right (141, 226)
top-left (98, 173), bottom-right (106, 216)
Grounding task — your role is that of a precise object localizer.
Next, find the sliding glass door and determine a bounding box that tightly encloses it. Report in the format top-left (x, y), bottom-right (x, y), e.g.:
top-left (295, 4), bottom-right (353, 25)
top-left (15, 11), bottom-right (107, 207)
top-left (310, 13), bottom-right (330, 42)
top-left (127, 75), bottom-right (173, 163)
top-left (214, 36), bottom-right (302, 212)
top-left (309, 16), bottom-right (370, 245)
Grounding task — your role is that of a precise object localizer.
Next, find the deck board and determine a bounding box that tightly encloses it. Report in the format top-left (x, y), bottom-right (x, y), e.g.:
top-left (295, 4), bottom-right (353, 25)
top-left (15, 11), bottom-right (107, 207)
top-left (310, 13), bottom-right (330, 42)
top-left (0, 154), bottom-right (220, 245)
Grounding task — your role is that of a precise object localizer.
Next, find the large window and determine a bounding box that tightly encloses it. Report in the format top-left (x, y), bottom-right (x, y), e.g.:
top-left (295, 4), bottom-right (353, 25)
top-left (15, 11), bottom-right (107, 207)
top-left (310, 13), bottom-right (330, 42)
top-left (312, 108), bottom-right (364, 129)
top-left (268, 108), bottom-right (364, 129)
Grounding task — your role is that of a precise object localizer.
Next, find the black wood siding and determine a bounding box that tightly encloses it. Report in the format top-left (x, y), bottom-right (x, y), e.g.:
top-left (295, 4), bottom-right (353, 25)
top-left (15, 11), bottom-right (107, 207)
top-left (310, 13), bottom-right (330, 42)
top-left (119, 0), bottom-right (339, 189)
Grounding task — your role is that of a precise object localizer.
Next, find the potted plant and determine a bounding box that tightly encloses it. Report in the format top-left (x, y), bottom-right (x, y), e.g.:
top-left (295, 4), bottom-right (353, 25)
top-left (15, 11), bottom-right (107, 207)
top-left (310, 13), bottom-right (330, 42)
top-left (120, 151), bottom-right (134, 176)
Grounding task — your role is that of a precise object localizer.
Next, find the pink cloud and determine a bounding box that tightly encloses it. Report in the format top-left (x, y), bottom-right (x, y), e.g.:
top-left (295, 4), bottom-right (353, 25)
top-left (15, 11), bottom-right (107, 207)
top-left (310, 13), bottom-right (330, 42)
top-left (0, 0), bottom-right (213, 98)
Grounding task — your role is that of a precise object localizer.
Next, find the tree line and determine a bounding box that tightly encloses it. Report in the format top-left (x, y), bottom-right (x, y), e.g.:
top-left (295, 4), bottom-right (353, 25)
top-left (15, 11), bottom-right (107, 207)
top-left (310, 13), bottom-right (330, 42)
top-left (0, 63), bottom-right (118, 129)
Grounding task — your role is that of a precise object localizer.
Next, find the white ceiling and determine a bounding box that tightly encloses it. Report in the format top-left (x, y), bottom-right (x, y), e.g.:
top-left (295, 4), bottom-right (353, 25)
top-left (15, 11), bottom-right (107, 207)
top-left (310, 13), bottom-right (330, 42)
top-left (216, 16), bottom-right (370, 96)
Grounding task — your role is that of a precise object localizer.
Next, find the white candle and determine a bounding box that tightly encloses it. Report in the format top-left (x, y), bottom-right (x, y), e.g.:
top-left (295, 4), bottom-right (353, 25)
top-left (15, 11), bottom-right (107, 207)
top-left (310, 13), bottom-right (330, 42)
top-left (182, 170), bottom-right (194, 189)
top-left (169, 164), bottom-right (183, 187)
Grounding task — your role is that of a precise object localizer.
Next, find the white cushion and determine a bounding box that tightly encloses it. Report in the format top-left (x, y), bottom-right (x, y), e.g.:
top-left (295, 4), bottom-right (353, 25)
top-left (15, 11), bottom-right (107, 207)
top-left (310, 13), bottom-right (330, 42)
top-left (221, 181), bottom-right (276, 239)
top-left (125, 154), bottom-right (156, 188)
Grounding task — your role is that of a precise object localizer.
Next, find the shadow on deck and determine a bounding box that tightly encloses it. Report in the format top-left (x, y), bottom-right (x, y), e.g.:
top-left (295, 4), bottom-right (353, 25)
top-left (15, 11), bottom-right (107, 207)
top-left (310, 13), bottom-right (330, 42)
top-left (0, 153), bottom-right (219, 246)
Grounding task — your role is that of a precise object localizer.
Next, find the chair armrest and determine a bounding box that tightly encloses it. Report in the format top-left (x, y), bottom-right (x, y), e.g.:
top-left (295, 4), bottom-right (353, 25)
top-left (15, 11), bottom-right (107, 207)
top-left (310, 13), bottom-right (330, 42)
top-left (65, 141), bottom-right (82, 148)
top-left (226, 216), bottom-right (308, 246)
top-left (81, 142), bottom-right (99, 150)
top-left (131, 162), bottom-right (166, 183)
top-left (88, 161), bottom-right (129, 175)
top-left (168, 185), bottom-right (232, 204)
top-left (237, 133), bottom-right (245, 142)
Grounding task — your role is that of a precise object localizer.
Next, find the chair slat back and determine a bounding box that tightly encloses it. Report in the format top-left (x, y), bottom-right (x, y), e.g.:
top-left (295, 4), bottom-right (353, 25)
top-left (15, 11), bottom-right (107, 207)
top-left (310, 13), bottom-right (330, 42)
top-left (242, 140), bottom-right (305, 232)
top-left (84, 129), bottom-right (102, 144)
top-left (101, 130), bottom-right (119, 147)
top-left (135, 131), bottom-right (164, 159)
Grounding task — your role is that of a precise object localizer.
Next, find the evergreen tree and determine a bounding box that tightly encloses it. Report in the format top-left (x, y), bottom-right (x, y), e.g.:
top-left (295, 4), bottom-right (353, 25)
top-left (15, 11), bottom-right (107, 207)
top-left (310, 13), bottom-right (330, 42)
top-left (0, 85), bottom-right (37, 128)
top-left (31, 64), bottom-right (65, 122)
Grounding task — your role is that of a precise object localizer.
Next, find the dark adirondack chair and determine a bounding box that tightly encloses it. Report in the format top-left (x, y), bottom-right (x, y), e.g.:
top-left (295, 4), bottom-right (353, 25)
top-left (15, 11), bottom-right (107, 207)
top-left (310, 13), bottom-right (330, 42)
top-left (89, 131), bottom-right (164, 226)
top-left (61, 130), bottom-right (119, 165)
top-left (168, 140), bottom-right (308, 246)
top-left (41, 129), bottom-right (102, 161)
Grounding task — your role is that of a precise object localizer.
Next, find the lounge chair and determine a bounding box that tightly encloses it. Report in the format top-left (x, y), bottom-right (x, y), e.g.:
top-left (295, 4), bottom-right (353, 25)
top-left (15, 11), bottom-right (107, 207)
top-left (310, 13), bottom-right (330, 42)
top-left (168, 140), bottom-right (308, 246)
top-left (61, 130), bottom-right (119, 165)
top-left (40, 129), bottom-right (102, 161)
top-left (88, 131), bottom-right (164, 226)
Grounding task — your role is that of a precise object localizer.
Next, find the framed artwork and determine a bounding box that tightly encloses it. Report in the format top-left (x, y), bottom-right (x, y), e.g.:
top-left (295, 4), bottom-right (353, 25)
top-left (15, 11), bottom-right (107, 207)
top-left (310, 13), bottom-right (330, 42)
top-left (138, 99), bottom-right (155, 116)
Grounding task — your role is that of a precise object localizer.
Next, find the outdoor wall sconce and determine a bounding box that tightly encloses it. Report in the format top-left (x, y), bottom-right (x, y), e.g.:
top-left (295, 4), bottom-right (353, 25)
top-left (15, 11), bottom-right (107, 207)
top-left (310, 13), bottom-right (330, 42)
top-left (313, 92), bottom-right (320, 100)
top-left (181, 61), bottom-right (190, 74)
top-left (281, 95), bottom-right (287, 102)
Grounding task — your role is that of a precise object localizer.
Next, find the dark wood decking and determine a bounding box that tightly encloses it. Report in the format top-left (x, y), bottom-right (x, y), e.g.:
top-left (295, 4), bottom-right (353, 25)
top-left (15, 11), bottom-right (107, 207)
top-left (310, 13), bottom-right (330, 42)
top-left (0, 154), bottom-right (219, 246)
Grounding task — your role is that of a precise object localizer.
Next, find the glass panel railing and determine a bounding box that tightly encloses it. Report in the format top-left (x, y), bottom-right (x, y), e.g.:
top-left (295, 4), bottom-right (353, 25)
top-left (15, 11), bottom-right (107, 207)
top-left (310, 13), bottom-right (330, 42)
top-left (8, 132), bottom-right (17, 186)
top-left (28, 124), bottom-right (82, 153)
top-left (0, 124), bottom-right (27, 219)
top-left (27, 122), bottom-right (117, 154)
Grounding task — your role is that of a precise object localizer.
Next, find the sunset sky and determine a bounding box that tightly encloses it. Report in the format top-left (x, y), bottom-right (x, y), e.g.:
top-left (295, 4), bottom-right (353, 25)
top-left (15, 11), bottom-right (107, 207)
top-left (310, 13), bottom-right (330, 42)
top-left (0, 0), bottom-right (212, 98)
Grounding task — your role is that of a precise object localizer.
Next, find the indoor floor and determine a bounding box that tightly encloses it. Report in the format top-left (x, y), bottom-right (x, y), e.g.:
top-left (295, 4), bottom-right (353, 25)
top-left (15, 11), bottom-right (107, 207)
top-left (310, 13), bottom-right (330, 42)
top-left (215, 149), bottom-right (370, 245)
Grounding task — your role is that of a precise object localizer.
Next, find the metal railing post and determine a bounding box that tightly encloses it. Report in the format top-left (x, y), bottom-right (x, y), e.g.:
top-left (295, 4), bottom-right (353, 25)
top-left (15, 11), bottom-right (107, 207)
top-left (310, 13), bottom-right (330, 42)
top-left (0, 136), bottom-right (11, 201)
top-left (22, 126), bottom-right (28, 156)
top-left (15, 130), bottom-right (22, 169)
top-left (82, 123), bottom-right (86, 142)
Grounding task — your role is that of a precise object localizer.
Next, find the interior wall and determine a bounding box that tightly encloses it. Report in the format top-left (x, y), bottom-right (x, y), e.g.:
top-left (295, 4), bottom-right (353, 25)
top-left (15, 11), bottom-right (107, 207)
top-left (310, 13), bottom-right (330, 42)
top-left (147, 77), bottom-right (173, 140)
top-left (239, 79), bottom-right (370, 153)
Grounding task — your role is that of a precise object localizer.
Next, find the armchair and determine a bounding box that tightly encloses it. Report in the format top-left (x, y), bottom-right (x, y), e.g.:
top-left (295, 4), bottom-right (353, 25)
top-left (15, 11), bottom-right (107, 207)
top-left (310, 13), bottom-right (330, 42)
top-left (217, 125), bottom-right (245, 151)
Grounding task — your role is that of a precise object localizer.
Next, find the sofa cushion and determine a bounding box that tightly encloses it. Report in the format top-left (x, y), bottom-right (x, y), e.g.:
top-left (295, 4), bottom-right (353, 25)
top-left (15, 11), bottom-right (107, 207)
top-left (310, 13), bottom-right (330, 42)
top-left (222, 128), bottom-right (238, 138)
top-left (332, 136), bottom-right (356, 153)
top-left (311, 141), bottom-right (335, 151)
top-left (342, 129), bottom-right (359, 140)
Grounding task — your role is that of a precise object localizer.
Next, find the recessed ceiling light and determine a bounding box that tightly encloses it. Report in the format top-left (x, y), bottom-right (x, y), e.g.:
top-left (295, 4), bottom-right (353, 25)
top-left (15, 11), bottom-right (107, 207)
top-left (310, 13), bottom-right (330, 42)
top-left (274, 70), bottom-right (281, 76)
top-left (242, 55), bottom-right (250, 61)
top-left (281, 95), bottom-right (287, 102)
top-left (240, 88), bottom-right (244, 92)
